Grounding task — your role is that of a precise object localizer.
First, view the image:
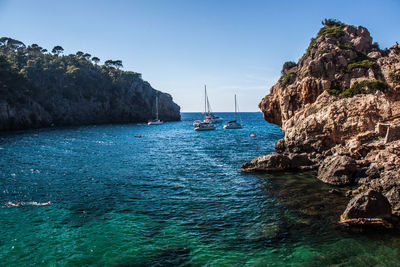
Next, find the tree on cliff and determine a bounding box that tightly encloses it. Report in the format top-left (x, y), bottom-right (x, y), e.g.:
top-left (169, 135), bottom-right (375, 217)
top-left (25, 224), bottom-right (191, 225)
top-left (0, 37), bottom-right (26, 52)
top-left (104, 59), bottom-right (123, 69)
top-left (51, 46), bottom-right (64, 56)
top-left (92, 57), bottom-right (100, 64)
top-left (321, 18), bottom-right (345, 27)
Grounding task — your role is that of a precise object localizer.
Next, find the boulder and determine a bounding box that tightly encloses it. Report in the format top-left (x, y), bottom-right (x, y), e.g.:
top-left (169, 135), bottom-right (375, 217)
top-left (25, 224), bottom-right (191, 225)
top-left (240, 152), bottom-right (314, 172)
top-left (317, 155), bottom-right (357, 185)
top-left (340, 189), bottom-right (392, 220)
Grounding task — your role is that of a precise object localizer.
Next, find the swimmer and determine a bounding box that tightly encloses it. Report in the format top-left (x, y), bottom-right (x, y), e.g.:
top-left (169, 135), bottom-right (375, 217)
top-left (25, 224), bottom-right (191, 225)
top-left (28, 201), bottom-right (51, 206)
top-left (7, 201), bottom-right (22, 207)
top-left (6, 201), bottom-right (51, 207)
top-left (250, 133), bottom-right (256, 137)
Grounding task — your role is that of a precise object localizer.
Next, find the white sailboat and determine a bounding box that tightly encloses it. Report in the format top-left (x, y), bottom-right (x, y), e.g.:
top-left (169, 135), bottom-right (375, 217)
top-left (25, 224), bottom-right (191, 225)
top-left (204, 85), bottom-right (223, 123)
top-left (194, 85), bottom-right (216, 131)
top-left (148, 93), bottom-right (163, 125)
top-left (223, 94), bottom-right (243, 129)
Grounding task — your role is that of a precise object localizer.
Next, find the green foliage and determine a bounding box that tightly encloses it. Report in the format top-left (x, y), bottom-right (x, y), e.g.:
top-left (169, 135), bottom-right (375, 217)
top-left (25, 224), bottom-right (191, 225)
top-left (92, 57), bottom-right (100, 64)
top-left (0, 55), bottom-right (30, 103)
top-left (328, 80), bottom-right (388, 98)
top-left (389, 72), bottom-right (400, 84)
top-left (105, 59), bottom-right (123, 69)
top-left (328, 88), bottom-right (341, 96)
top-left (318, 25), bottom-right (345, 39)
top-left (281, 61), bottom-right (297, 74)
top-left (51, 46), bottom-right (64, 55)
top-left (322, 18), bottom-right (345, 27)
top-left (280, 72), bottom-right (296, 86)
top-left (0, 36), bottom-right (141, 112)
top-left (346, 59), bottom-right (376, 72)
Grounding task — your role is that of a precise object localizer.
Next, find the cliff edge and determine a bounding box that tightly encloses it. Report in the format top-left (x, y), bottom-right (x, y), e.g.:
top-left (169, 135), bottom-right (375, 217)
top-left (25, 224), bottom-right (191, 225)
top-left (242, 20), bottom-right (400, 229)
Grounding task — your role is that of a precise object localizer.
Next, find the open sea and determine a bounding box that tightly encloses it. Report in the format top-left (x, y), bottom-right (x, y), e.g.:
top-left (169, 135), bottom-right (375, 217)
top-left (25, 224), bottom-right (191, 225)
top-left (1, 112), bottom-right (400, 266)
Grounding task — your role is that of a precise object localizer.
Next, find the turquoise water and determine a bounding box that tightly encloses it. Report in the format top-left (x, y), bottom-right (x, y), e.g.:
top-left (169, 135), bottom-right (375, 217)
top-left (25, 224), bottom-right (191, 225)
top-left (1, 112), bottom-right (400, 266)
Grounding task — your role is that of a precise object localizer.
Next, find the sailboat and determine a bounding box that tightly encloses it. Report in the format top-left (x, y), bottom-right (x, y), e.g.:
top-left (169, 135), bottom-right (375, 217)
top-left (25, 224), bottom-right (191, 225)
top-left (194, 85), bottom-right (216, 131)
top-left (204, 86), bottom-right (223, 123)
top-left (148, 93), bottom-right (163, 125)
top-left (223, 94), bottom-right (243, 129)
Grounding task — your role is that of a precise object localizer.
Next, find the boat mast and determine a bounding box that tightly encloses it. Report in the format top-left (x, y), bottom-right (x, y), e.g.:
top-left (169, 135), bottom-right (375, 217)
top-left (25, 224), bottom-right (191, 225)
top-left (234, 94), bottom-right (237, 121)
top-left (204, 85), bottom-right (207, 114)
top-left (156, 93), bottom-right (159, 120)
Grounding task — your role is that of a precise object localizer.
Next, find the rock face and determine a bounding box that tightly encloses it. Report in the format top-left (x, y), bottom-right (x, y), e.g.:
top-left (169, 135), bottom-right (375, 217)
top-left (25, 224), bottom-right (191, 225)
top-left (242, 21), bottom-right (400, 228)
top-left (0, 74), bottom-right (180, 131)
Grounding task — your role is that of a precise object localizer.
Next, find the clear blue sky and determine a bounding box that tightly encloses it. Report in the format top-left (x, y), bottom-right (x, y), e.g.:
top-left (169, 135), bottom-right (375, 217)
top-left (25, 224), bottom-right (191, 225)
top-left (1, 0), bottom-right (399, 111)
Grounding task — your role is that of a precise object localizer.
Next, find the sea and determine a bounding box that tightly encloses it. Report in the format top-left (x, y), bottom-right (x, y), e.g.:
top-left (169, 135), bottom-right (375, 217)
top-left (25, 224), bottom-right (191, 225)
top-left (1, 112), bottom-right (400, 266)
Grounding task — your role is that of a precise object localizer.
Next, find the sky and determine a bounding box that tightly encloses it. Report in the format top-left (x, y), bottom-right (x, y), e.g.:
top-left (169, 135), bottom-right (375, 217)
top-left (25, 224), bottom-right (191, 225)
top-left (1, 0), bottom-right (399, 112)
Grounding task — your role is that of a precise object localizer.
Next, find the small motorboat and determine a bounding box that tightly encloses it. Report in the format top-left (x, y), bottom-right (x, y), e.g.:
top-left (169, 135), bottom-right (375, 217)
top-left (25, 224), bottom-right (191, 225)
top-left (223, 120), bottom-right (242, 129)
top-left (194, 122), bottom-right (217, 131)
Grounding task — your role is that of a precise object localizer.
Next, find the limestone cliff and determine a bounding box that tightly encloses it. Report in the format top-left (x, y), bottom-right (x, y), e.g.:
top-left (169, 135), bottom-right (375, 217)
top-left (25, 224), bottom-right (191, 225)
top-left (0, 38), bottom-right (180, 131)
top-left (242, 20), bottom-right (400, 229)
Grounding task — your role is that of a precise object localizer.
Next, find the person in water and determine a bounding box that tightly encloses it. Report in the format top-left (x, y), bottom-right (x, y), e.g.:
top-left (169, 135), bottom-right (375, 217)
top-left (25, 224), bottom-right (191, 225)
top-left (6, 201), bottom-right (51, 207)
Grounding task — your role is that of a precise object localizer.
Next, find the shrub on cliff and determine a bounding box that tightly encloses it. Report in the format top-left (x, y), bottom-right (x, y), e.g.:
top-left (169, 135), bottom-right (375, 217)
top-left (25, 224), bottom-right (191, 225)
top-left (281, 61), bottom-right (297, 75)
top-left (280, 72), bottom-right (296, 86)
top-left (346, 60), bottom-right (376, 72)
top-left (318, 25), bottom-right (345, 39)
top-left (329, 80), bottom-right (388, 98)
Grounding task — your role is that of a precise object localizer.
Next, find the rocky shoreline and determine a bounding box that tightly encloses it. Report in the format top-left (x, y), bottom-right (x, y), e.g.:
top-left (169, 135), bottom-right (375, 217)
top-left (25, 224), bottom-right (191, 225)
top-left (242, 20), bottom-right (400, 230)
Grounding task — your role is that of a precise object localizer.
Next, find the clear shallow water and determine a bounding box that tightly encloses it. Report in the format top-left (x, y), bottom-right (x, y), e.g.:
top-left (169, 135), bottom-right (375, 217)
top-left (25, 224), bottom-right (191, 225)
top-left (1, 112), bottom-right (400, 266)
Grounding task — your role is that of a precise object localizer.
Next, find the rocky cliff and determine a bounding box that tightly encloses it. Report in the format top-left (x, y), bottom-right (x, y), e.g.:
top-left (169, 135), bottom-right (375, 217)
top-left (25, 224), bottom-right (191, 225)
top-left (0, 37), bottom-right (180, 131)
top-left (242, 20), bottom-right (400, 229)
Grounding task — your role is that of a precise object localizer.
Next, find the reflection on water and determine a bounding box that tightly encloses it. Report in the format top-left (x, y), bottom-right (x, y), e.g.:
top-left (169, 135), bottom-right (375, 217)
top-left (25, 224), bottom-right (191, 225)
top-left (0, 113), bottom-right (399, 266)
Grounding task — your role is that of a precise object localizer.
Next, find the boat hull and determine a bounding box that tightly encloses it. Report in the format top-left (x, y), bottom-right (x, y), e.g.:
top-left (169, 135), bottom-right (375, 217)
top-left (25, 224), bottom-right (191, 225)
top-left (223, 124), bottom-right (242, 129)
top-left (148, 121), bottom-right (163, 125)
top-left (194, 125), bottom-right (216, 131)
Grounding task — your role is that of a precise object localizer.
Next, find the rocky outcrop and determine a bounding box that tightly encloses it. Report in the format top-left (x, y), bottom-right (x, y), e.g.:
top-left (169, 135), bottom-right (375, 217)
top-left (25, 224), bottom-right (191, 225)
top-left (242, 21), bottom-right (400, 229)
